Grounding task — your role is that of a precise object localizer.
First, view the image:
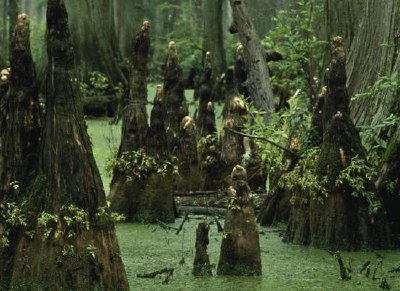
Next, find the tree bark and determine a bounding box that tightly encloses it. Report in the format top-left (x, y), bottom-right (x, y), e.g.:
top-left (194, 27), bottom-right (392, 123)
top-left (229, 0), bottom-right (274, 122)
top-left (6, 2), bottom-right (129, 289)
top-left (203, 0), bottom-right (226, 76)
top-left (0, 13), bottom-right (41, 289)
top-left (193, 222), bottom-right (212, 276)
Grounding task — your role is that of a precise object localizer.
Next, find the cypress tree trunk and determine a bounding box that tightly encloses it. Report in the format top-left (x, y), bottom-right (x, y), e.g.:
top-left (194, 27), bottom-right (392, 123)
top-left (193, 222), bottom-right (212, 276)
top-left (163, 41), bottom-right (189, 155)
top-left (7, 2), bottom-right (128, 289)
top-left (196, 52), bottom-right (216, 138)
top-left (229, 0), bottom-right (274, 122)
top-left (203, 0), bottom-right (226, 76)
top-left (285, 37), bottom-right (390, 250)
top-left (217, 165), bottom-right (261, 276)
top-left (0, 13), bottom-right (41, 289)
top-left (109, 21), bottom-right (150, 219)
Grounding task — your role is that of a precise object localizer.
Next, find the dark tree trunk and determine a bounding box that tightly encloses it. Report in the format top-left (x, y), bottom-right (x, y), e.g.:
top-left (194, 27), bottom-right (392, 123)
top-left (196, 52), bottom-right (216, 138)
top-left (217, 165), bottom-right (261, 276)
top-left (6, 2), bottom-right (129, 289)
top-left (163, 41), bottom-right (189, 155)
top-left (203, 0), bottom-right (226, 76)
top-left (193, 222), bottom-right (212, 276)
top-left (8, 0), bottom-right (18, 43)
top-left (229, 0), bottom-right (274, 122)
top-left (177, 116), bottom-right (201, 192)
top-left (0, 13), bottom-right (41, 289)
top-left (285, 37), bottom-right (391, 250)
top-left (109, 21), bottom-right (150, 218)
top-left (148, 85), bottom-right (168, 157)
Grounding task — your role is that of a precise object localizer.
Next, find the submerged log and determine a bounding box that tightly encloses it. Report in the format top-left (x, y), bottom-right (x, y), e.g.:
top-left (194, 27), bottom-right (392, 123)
top-left (193, 222), bottom-right (212, 276)
top-left (109, 21), bottom-right (151, 220)
top-left (7, 2), bottom-right (128, 290)
top-left (217, 165), bottom-right (261, 276)
top-left (285, 37), bottom-right (390, 250)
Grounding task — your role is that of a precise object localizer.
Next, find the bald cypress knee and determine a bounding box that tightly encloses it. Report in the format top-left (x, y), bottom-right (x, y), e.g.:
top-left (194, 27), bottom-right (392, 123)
top-left (217, 165), bottom-right (261, 276)
top-left (109, 21), bottom-right (150, 219)
top-left (6, 2), bottom-right (128, 289)
top-left (285, 37), bottom-right (390, 250)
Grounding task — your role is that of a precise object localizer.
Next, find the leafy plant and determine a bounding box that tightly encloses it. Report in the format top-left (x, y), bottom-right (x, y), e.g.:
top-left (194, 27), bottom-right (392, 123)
top-left (80, 71), bottom-right (122, 97)
top-left (336, 155), bottom-right (381, 214)
top-left (262, 0), bottom-right (326, 103)
top-left (107, 149), bottom-right (179, 181)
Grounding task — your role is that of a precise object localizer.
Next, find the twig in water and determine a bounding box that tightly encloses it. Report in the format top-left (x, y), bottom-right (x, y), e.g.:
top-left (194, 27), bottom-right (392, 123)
top-left (156, 219), bottom-right (179, 231)
top-left (176, 213), bottom-right (189, 235)
top-left (328, 250), bottom-right (351, 280)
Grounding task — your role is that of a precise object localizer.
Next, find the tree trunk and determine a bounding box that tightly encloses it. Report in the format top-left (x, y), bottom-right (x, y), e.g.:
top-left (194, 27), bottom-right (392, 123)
top-left (193, 222), bottom-right (212, 276)
top-left (66, 0), bottom-right (127, 87)
top-left (229, 0), bottom-right (274, 122)
top-left (203, 0), bottom-right (226, 76)
top-left (327, 0), bottom-right (400, 132)
top-left (196, 52), bottom-right (216, 137)
top-left (163, 41), bottom-right (189, 154)
top-left (0, 13), bottom-right (41, 289)
top-left (8, 0), bottom-right (18, 43)
top-left (285, 37), bottom-right (391, 250)
top-left (109, 21), bottom-right (152, 221)
top-left (6, 2), bottom-right (129, 289)
top-left (217, 165), bottom-right (261, 276)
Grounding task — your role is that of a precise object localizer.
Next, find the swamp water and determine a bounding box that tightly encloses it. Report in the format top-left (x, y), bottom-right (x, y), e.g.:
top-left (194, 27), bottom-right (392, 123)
top-left (116, 219), bottom-right (400, 291)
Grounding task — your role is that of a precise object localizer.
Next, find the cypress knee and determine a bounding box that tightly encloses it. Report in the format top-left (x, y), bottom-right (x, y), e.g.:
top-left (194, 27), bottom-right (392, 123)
top-left (193, 222), bottom-right (212, 276)
top-left (7, 2), bottom-right (128, 289)
top-left (217, 165), bottom-right (261, 276)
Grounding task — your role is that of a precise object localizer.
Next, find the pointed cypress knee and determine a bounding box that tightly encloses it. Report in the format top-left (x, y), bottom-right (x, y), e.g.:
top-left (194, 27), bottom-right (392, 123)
top-left (109, 21), bottom-right (151, 220)
top-left (217, 165), bottom-right (261, 276)
top-left (7, 2), bottom-right (128, 290)
top-left (193, 222), bottom-right (212, 276)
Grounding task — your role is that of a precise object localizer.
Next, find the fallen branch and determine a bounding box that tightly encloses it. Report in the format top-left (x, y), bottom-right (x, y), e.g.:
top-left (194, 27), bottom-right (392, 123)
top-left (214, 216), bottom-right (224, 232)
top-left (162, 268), bottom-right (174, 284)
top-left (156, 219), bottom-right (178, 231)
top-left (174, 190), bottom-right (221, 197)
top-left (178, 206), bottom-right (226, 216)
top-left (223, 127), bottom-right (300, 158)
top-left (176, 213), bottom-right (189, 235)
top-left (137, 268), bottom-right (175, 279)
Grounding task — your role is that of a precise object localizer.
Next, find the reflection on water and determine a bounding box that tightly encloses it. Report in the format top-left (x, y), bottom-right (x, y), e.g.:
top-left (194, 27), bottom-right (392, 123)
top-left (116, 218), bottom-right (400, 291)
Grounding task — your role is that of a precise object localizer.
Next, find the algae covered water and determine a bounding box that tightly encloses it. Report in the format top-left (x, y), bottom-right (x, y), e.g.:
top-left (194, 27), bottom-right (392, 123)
top-left (116, 218), bottom-right (400, 291)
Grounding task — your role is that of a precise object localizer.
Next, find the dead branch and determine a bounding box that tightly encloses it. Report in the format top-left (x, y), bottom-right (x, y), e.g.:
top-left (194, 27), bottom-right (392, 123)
top-left (328, 250), bottom-right (351, 280)
top-left (137, 268), bottom-right (174, 279)
top-left (176, 213), bottom-right (189, 235)
top-left (224, 127), bottom-right (300, 158)
top-left (156, 220), bottom-right (178, 231)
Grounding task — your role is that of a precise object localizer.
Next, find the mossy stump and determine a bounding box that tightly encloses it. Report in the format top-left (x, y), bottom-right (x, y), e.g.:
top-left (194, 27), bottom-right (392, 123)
top-left (217, 165), bottom-right (261, 276)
